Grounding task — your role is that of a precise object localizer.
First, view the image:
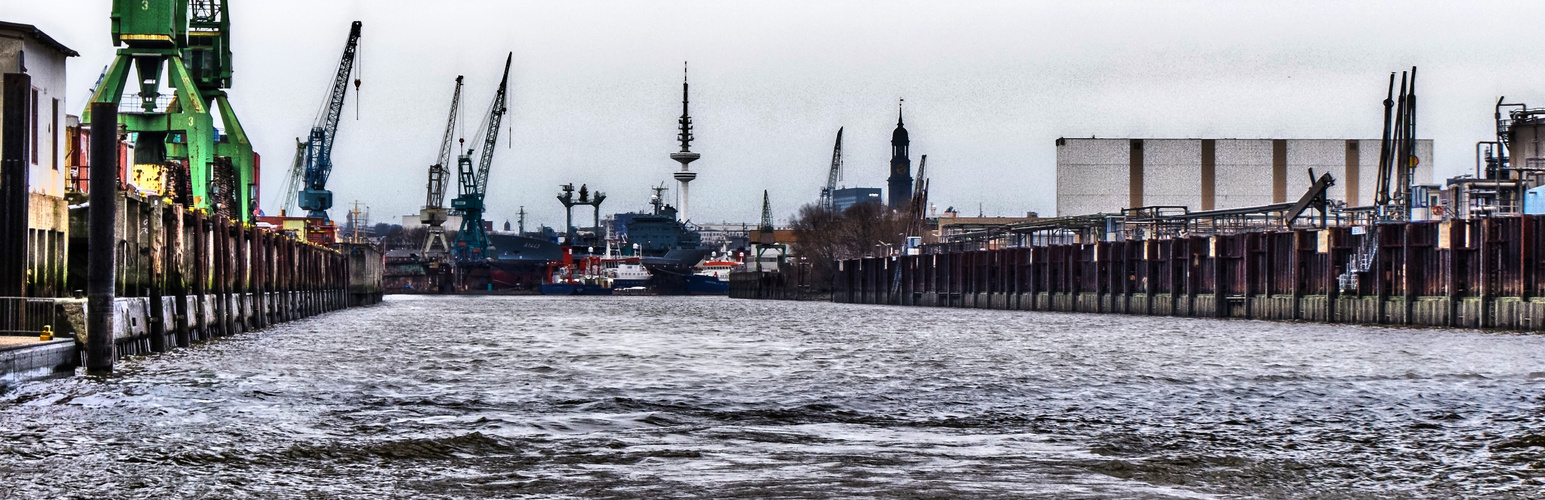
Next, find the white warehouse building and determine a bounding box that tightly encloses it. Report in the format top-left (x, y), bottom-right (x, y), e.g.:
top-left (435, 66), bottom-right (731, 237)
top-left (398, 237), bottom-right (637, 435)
top-left (1055, 138), bottom-right (1434, 217)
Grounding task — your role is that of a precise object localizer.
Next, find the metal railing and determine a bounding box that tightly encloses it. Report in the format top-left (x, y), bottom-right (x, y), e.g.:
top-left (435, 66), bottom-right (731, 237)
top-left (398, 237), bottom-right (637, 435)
top-left (0, 298), bottom-right (58, 336)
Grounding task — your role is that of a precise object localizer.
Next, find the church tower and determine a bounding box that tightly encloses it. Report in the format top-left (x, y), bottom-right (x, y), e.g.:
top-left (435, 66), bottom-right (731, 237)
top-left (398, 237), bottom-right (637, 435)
top-left (887, 102), bottom-right (913, 209)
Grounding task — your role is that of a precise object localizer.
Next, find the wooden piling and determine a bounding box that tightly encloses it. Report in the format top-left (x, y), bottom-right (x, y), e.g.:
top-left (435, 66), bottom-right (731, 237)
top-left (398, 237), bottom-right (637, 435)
top-left (85, 102), bottom-right (118, 373)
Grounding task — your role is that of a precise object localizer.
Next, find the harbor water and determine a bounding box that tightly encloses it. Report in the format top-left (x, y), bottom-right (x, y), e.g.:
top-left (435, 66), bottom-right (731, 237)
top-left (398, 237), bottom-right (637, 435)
top-left (2, 295), bottom-right (1544, 498)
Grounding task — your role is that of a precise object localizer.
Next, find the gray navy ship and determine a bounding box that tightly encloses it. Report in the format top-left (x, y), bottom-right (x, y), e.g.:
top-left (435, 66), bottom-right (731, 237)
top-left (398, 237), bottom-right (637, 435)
top-left (617, 188), bottom-right (723, 294)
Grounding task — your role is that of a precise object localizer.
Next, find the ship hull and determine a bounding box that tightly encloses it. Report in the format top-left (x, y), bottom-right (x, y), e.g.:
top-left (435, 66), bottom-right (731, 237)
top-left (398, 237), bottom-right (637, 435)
top-left (539, 283), bottom-right (613, 295)
top-left (641, 248), bottom-right (715, 295)
top-left (686, 274), bottom-right (730, 295)
top-left (486, 233), bottom-right (562, 290)
top-left (611, 279), bottom-right (648, 289)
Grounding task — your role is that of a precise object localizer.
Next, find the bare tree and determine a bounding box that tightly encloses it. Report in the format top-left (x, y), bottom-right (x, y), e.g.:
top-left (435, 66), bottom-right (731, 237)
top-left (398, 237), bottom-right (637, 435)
top-left (789, 200), bottom-right (908, 291)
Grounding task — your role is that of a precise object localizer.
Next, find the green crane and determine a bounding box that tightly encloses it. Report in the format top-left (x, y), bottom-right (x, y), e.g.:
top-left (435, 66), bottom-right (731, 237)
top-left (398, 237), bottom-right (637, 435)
top-left (453, 54), bottom-right (513, 262)
top-left (84, 0), bottom-right (255, 221)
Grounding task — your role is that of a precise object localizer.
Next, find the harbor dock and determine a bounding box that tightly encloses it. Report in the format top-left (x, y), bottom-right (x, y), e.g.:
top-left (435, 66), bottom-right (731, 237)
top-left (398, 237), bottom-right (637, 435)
top-left (829, 215), bottom-right (1545, 330)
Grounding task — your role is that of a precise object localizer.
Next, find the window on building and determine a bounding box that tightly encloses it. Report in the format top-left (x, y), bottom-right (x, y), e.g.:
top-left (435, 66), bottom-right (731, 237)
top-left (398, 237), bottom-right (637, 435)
top-left (31, 88), bottom-right (39, 165)
top-left (52, 98), bottom-right (59, 170)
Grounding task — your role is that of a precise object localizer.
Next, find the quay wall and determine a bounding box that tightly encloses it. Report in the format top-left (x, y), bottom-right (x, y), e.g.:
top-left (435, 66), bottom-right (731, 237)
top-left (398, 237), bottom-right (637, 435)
top-left (1, 190), bottom-right (382, 377)
top-left (728, 271), bottom-right (828, 301)
top-left (826, 216), bottom-right (1545, 330)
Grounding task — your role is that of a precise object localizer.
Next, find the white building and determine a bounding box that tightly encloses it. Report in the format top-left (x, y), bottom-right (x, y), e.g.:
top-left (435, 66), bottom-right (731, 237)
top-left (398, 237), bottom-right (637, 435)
top-left (1056, 138), bottom-right (1434, 217)
top-left (0, 21), bottom-right (76, 197)
top-left (1, 21), bottom-right (77, 297)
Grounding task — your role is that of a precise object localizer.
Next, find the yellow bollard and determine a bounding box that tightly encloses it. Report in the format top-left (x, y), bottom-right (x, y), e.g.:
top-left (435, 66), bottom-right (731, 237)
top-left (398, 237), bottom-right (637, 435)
top-left (40, 325), bottom-right (53, 342)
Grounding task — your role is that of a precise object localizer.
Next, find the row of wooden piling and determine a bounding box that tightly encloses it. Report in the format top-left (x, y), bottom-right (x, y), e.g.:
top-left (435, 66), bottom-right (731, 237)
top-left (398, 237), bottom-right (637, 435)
top-left (834, 216), bottom-right (1545, 330)
top-left (118, 194), bottom-right (352, 356)
top-left (70, 189), bottom-right (356, 361)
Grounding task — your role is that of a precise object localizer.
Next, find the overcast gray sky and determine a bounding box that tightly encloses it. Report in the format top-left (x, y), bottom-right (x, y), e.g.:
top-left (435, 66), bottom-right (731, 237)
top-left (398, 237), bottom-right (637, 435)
top-left (6, 0), bottom-right (1545, 227)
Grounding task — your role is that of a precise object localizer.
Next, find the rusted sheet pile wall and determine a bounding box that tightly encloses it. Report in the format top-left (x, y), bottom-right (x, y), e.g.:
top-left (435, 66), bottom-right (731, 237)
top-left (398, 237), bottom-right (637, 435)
top-left (46, 191), bottom-right (370, 359)
top-left (728, 271), bottom-right (826, 301)
top-left (834, 216), bottom-right (1545, 330)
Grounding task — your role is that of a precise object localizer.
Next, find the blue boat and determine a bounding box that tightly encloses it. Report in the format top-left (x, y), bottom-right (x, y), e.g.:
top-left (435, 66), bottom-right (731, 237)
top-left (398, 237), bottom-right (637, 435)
top-left (539, 283), bottom-right (613, 295)
top-left (686, 274), bottom-right (730, 295)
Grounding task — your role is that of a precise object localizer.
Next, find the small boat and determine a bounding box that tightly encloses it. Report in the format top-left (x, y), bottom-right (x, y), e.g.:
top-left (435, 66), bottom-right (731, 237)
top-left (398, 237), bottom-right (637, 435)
top-left (694, 259), bottom-right (740, 282)
top-left (598, 243), bottom-right (651, 288)
top-left (540, 247), bottom-right (614, 295)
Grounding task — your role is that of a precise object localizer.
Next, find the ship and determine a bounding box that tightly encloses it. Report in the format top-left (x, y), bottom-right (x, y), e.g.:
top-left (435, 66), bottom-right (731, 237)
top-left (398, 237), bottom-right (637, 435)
top-left (486, 232), bottom-right (563, 291)
top-left (598, 244), bottom-right (650, 290)
top-left (618, 188), bottom-right (720, 294)
top-left (539, 246), bottom-right (612, 295)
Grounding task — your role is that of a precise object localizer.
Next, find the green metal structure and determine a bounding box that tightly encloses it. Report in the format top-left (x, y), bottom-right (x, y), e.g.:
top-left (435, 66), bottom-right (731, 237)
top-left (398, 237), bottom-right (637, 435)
top-left (452, 54), bottom-right (512, 263)
top-left (84, 0), bottom-right (255, 221)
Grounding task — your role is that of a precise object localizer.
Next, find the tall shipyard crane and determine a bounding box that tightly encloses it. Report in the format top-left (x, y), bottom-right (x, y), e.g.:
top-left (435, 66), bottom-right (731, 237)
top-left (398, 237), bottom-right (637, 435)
top-left (298, 21), bottom-right (362, 220)
top-left (452, 54), bottom-right (513, 263)
top-left (278, 139), bottom-right (304, 214)
top-left (421, 76), bottom-right (464, 258)
top-left (907, 155), bottom-right (930, 228)
top-left (818, 127), bottom-right (844, 210)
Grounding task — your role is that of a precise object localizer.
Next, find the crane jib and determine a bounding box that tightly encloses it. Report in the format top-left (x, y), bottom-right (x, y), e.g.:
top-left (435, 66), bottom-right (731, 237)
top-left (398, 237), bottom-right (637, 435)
top-left (426, 76), bottom-right (464, 210)
top-left (453, 53), bottom-right (514, 263)
top-left (297, 21), bottom-right (362, 216)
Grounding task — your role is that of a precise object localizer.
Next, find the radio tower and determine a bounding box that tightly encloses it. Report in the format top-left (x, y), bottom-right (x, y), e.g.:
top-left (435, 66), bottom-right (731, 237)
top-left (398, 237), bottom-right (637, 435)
top-left (670, 62), bottom-right (701, 222)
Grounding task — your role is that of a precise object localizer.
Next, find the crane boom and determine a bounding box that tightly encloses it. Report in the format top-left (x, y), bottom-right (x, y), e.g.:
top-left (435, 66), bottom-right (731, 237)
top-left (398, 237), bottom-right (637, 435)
top-left (426, 76), bottom-right (463, 209)
top-left (421, 76), bottom-right (464, 258)
top-left (819, 127), bottom-right (843, 210)
top-left (912, 155), bottom-right (927, 202)
top-left (280, 138), bottom-right (304, 214)
top-left (452, 53), bottom-right (513, 262)
top-left (473, 54), bottom-right (513, 200)
top-left (299, 21), bottom-right (362, 220)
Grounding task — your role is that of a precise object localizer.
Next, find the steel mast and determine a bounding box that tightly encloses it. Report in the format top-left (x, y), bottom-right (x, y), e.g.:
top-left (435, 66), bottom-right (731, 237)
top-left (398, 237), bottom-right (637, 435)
top-left (421, 76), bottom-right (463, 258)
top-left (298, 21), bottom-right (362, 221)
top-left (819, 127), bottom-right (844, 210)
top-left (670, 62), bottom-right (700, 222)
top-left (453, 53), bottom-right (513, 262)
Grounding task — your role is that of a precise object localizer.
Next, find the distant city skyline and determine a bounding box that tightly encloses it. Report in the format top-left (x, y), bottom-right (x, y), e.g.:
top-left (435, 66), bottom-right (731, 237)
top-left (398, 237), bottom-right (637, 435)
top-left (6, 0), bottom-right (1545, 227)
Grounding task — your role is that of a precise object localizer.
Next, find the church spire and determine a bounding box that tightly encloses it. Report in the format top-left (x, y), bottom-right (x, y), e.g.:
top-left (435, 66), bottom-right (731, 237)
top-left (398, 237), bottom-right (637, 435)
top-left (888, 98), bottom-right (913, 209)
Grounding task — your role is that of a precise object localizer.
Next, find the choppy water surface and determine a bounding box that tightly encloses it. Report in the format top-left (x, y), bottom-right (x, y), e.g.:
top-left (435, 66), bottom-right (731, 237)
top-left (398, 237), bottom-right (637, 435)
top-left (3, 296), bottom-right (1545, 498)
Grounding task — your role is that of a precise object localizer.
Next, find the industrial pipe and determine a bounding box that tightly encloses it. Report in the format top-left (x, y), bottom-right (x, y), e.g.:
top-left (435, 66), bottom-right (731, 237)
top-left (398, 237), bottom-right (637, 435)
top-left (1477, 141), bottom-right (1499, 180)
top-left (87, 102), bottom-right (119, 373)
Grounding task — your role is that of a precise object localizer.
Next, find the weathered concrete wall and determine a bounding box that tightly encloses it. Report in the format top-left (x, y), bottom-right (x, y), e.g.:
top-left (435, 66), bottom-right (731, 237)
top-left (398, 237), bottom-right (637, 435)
top-left (340, 243), bottom-right (384, 307)
top-left (1054, 138), bottom-right (1435, 216)
top-left (1, 189), bottom-right (371, 385)
top-left (0, 339), bottom-right (74, 386)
